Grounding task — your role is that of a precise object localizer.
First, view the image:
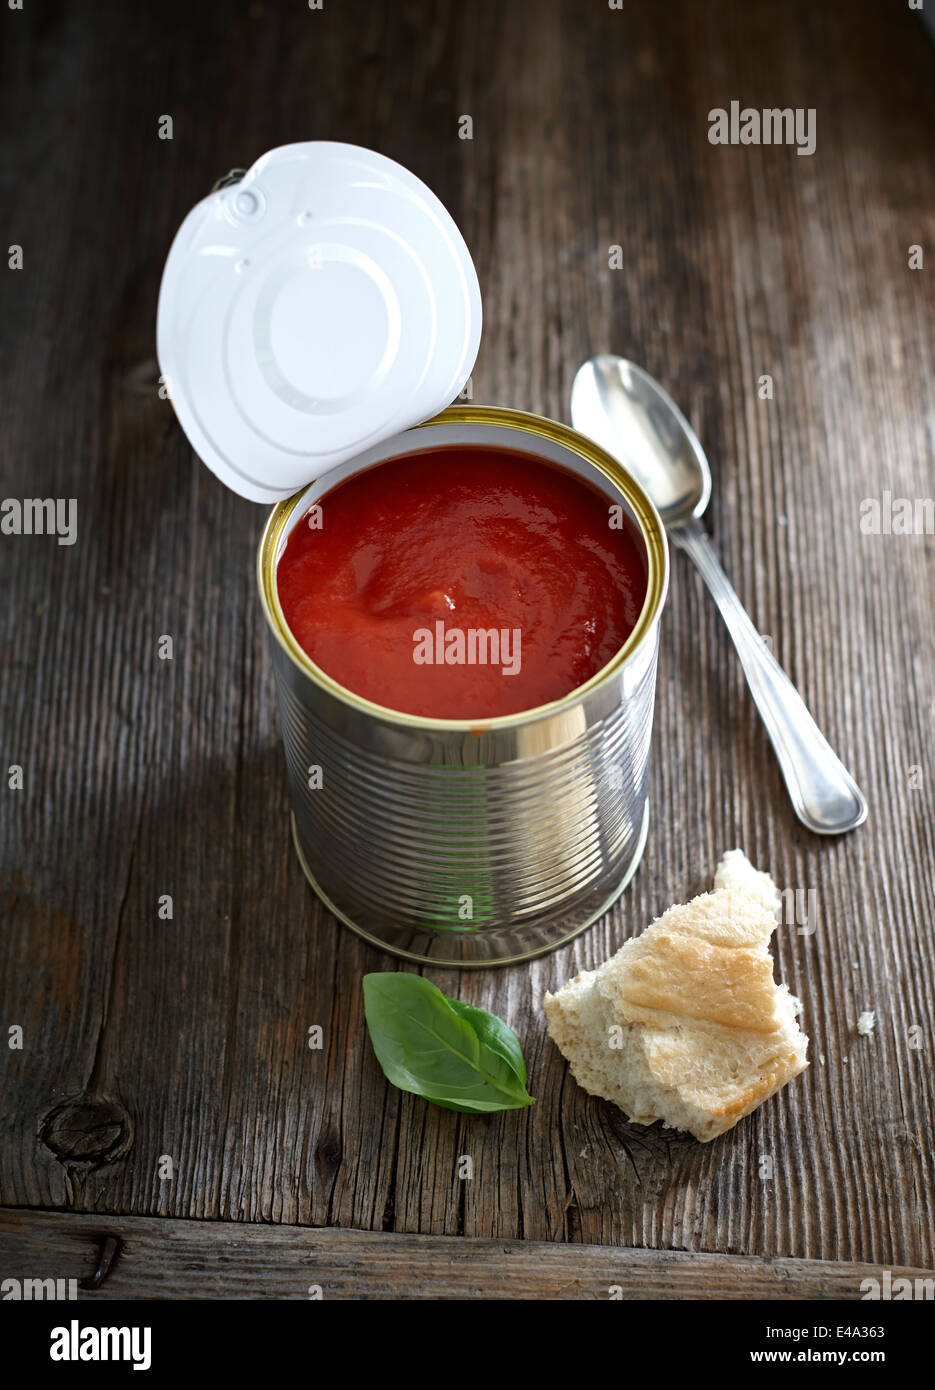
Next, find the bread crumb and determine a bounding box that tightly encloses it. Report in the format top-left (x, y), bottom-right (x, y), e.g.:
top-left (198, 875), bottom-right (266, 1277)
top-left (856, 1011), bottom-right (876, 1036)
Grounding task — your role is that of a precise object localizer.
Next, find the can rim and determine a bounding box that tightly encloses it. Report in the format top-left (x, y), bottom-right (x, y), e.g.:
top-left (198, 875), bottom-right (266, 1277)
top-left (257, 404), bottom-right (669, 732)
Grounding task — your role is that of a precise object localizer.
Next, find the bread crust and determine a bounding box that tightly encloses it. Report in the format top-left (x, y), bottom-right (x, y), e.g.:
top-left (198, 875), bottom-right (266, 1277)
top-left (610, 931), bottom-right (780, 1031)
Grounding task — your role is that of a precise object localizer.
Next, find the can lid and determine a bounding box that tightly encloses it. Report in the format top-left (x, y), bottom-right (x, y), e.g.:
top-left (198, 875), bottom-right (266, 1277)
top-left (156, 142), bottom-right (482, 502)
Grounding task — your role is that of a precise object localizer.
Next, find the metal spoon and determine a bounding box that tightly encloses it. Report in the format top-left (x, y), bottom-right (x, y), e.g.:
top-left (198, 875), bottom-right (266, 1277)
top-left (571, 354), bottom-right (868, 835)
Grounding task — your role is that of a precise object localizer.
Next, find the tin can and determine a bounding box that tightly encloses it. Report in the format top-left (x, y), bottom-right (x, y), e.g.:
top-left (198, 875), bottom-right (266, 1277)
top-left (257, 405), bottom-right (668, 966)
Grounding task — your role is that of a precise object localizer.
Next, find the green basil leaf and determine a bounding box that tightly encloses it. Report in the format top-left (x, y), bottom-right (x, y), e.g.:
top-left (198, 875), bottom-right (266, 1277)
top-left (417, 1094), bottom-right (527, 1115)
top-left (362, 973), bottom-right (535, 1113)
top-left (446, 998), bottom-right (528, 1087)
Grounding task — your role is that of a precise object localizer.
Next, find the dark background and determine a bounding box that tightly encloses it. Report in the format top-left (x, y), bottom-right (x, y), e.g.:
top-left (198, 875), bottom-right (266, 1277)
top-left (1, 0), bottom-right (933, 1295)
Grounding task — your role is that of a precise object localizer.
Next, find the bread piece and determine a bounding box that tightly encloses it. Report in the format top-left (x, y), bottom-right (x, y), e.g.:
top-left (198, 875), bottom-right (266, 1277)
top-left (714, 848), bottom-right (781, 919)
top-left (543, 852), bottom-right (808, 1142)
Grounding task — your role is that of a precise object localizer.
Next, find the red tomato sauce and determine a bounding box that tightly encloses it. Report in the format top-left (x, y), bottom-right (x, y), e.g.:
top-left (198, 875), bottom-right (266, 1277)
top-left (276, 446), bottom-right (647, 719)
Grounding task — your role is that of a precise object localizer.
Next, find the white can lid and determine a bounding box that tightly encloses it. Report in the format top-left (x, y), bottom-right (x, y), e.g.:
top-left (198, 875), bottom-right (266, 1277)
top-left (156, 142), bottom-right (482, 502)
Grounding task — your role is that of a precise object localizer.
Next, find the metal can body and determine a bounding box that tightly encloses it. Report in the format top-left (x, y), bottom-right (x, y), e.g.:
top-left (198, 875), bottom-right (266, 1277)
top-left (257, 406), bottom-right (669, 966)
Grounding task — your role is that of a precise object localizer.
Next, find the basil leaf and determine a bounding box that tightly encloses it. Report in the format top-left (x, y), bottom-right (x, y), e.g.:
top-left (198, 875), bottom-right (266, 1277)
top-left (362, 973), bottom-right (535, 1114)
top-left (417, 1094), bottom-right (527, 1115)
top-left (446, 998), bottom-right (528, 1087)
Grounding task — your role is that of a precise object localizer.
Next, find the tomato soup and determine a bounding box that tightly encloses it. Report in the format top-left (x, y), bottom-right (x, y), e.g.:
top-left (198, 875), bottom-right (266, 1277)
top-left (276, 446), bottom-right (647, 719)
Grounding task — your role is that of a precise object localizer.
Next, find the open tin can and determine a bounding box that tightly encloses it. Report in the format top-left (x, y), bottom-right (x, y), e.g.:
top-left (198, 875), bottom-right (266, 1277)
top-left (158, 143), bottom-right (669, 966)
top-left (258, 405), bottom-right (668, 965)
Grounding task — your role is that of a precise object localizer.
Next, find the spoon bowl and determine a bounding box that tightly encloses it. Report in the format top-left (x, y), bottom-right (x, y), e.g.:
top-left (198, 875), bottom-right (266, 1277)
top-left (572, 355), bottom-right (711, 527)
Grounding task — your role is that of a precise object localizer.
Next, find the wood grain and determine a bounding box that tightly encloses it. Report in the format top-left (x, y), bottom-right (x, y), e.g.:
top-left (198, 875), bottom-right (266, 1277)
top-left (3, 1208), bottom-right (931, 1300)
top-left (1, 0), bottom-right (933, 1277)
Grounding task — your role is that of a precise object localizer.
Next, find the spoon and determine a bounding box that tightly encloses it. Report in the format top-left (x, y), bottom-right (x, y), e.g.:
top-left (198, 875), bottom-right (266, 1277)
top-left (571, 354), bottom-right (868, 835)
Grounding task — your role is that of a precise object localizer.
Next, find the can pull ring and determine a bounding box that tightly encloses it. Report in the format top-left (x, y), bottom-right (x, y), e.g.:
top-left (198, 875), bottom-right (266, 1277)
top-left (212, 168), bottom-right (247, 192)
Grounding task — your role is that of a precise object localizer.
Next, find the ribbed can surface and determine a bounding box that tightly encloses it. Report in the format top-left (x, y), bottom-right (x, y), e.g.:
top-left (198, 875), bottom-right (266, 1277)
top-left (258, 407), bottom-right (668, 965)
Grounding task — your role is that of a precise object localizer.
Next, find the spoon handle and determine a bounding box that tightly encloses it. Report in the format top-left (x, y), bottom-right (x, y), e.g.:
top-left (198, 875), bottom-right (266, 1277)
top-left (671, 519), bottom-right (868, 835)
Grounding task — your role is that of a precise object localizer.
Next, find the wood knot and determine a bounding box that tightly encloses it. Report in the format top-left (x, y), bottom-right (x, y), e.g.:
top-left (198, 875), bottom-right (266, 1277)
top-left (315, 1127), bottom-right (342, 1180)
top-left (41, 1096), bottom-right (133, 1168)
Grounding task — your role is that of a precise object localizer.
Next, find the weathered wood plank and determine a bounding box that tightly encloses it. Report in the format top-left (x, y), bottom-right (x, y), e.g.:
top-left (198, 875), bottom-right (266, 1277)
top-left (0, 0), bottom-right (933, 1270)
top-left (3, 1209), bottom-right (932, 1300)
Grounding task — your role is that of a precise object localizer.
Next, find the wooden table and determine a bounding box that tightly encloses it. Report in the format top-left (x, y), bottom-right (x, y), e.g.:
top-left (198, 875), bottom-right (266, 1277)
top-left (2, 0), bottom-right (933, 1298)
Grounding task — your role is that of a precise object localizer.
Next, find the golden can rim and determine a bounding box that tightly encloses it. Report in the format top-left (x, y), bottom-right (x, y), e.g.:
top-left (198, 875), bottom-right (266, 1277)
top-left (257, 404), bottom-right (670, 733)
